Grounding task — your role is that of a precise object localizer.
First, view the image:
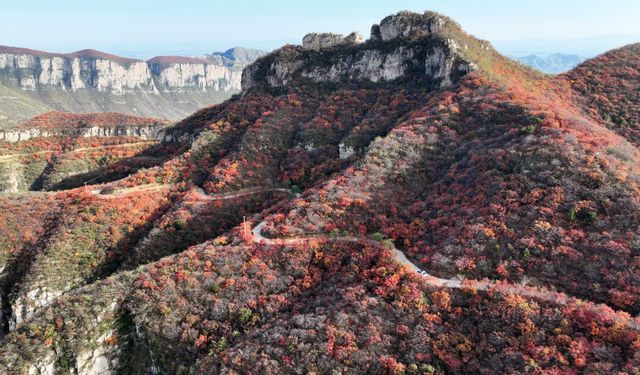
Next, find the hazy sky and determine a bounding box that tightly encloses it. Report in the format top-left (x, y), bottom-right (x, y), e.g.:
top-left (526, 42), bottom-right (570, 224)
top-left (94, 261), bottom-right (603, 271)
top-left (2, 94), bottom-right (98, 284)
top-left (2, 0), bottom-right (639, 58)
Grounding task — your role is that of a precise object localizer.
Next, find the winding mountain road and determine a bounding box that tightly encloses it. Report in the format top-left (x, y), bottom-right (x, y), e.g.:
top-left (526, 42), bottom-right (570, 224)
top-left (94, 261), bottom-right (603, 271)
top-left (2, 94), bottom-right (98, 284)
top-left (194, 187), bottom-right (292, 201)
top-left (89, 184), bottom-right (169, 198)
top-left (83, 183), bottom-right (640, 330)
top-left (251, 221), bottom-right (640, 330)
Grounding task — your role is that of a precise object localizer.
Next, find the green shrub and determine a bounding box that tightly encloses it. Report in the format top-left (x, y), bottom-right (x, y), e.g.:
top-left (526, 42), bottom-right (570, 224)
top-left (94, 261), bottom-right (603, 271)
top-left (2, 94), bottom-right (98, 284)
top-left (371, 232), bottom-right (385, 242)
top-left (239, 307), bottom-right (252, 324)
top-left (383, 238), bottom-right (395, 249)
top-left (173, 219), bottom-right (187, 230)
top-left (521, 125), bottom-right (536, 134)
top-left (210, 283), bottom-right (220, 294)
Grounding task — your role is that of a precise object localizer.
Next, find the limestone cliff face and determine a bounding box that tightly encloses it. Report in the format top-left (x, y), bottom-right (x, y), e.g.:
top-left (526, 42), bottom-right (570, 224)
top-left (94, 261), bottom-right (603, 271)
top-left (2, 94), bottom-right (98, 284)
top-left (0, 123), bottom-right (167, 142)
top-left (148, 57), bottom-right (243, 92)
top-left (302, 32), bottom-right (364, 51)
top-left (0, 47), bottom-right (266, 122)
top-left (242, 11), bottom-right (479, 91)
top-left (0, 49), bottom-right (156, 94)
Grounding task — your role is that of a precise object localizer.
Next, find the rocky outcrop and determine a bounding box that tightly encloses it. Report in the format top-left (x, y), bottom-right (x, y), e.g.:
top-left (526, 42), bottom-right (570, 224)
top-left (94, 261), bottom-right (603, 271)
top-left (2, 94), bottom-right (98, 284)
top-left (147, 57), bottom-right (244, 93)
top-left (81, 124), bottom-right (166, 140)
top-left (10, 288), bottom-right (63, 330)
top-left (378, 11), bottom-right (446, 41)
top-left (302, 32), bottom-right (364, 51)
top-left (0, 163), bottom-right (21, 192)
top-left (0, 128), bottom-right (53, 142)
top-left (0, 123), bottom-right (167, 142)
top-left (74, 330), bottom-right (120, 375)
top-left (242, 12), bottom-right (478, 91)
top-left (22, 302), bottom-right (121, 375)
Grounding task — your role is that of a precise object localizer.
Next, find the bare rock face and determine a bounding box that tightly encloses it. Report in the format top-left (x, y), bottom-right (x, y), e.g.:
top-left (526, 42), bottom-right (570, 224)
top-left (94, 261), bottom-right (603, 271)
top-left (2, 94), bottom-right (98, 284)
top-left (23, 302), bottom-right (121, 375)
top-left (10, 288), bottom-right (63, 330)
top-left (0, 52), bottom-right (156, 94)
top-left (242, 11), bottom-right (478, 91)
top-left (344, 32), bottom-right (365, 45)
top-left (0, 123), bottom-right (167, 143)
top-left (0, 128), bottom-right (53, 142)
top-left (0, 47), bottom-right (266, 96)
top-left (147, 58), bottom-right (244, 93)
top-left (0, 46), bottom-right (266, 122)
top-left (378, 11), bottom-right (446, 41)
top-left (302, 32), bottom-right (364, 51)
top-left (27, 352), bottom-right (56, 375)
top-left (370, 24), bottom-right (383, 42)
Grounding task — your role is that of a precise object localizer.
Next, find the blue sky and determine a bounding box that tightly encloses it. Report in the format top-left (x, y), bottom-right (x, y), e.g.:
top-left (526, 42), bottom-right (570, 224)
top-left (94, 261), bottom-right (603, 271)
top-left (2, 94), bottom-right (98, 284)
top-left (2, 0), bottom-right (640, 58)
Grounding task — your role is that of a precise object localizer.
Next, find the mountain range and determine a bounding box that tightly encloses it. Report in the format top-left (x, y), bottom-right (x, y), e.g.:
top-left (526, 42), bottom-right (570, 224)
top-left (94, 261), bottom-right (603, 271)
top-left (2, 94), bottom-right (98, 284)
top-left (0, 46), bottom-right (266, 129)
top-left (0, 10), bottom-right (639, 374)
top-left (514, 53), bottom-right (586, 74)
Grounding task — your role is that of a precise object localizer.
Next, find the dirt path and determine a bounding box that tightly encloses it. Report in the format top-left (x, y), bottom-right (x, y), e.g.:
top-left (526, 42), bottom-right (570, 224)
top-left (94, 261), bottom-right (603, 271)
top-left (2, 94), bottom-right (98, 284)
top-left (89, 183), bottom-right (170, 198)
top-left (194, 187), bottom-right (292, 201)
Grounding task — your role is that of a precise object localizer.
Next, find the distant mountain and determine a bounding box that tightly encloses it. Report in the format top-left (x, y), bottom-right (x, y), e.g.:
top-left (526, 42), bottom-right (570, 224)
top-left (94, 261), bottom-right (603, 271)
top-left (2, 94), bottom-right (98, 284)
top-left (495, 33), bottom-right (640, 57)
top-left (208, 47), bottom-right (268, 66)
top-left (515, 53), bottom-right (586, 74)
top-left (0, 45), bottom-right (267, 129)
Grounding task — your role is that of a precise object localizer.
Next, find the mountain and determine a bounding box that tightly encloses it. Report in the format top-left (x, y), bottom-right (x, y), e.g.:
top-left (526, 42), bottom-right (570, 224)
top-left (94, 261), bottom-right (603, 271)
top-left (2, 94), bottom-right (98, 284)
top-left (495, 33), bottom-right (640, 57)
top-left (1, 10), bottom-right (640, 374)
top-left (0, 46), bottom-right (267, 129)
top-left (563, 44), bottom-right (640, 138)
top-left (514, 53), bottom-right (585, 74)
top-left (208, 47), bottom-right (268, 65)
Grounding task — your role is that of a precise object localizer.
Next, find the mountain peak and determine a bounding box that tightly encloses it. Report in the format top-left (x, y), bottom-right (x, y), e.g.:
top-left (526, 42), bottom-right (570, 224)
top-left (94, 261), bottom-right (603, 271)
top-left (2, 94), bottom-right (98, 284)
top-left (241, 10), bottom-right (487, 91)
top-left (372, 10), bottom-right (448, 42)
top-left (302, 32), bottom-right (365, 51)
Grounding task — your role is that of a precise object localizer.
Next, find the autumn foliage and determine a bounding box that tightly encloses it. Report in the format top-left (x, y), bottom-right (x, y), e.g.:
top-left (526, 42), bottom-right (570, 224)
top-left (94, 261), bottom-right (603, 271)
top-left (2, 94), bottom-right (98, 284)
top-left (1, 24), bottom-right (640, 375)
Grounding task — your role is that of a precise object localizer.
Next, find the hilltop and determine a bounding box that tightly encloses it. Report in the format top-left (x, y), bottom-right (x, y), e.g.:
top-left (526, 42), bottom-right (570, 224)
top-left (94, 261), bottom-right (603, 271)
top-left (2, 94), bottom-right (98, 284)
top-left (0, 10), bottom-right (639, 374)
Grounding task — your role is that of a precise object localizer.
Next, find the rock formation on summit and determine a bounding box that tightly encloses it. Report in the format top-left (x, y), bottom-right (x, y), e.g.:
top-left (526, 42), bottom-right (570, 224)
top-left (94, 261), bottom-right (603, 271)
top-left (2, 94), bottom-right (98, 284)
top-left (242, 11), bottom-right (477, 91)
top-left (302, 32), bottom-right (365, 51)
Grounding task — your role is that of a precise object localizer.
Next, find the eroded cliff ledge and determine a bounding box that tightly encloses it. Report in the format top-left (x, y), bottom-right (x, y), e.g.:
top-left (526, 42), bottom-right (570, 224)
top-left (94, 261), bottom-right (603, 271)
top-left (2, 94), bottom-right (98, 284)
top-left (0, 47), bottom-right (267, 124)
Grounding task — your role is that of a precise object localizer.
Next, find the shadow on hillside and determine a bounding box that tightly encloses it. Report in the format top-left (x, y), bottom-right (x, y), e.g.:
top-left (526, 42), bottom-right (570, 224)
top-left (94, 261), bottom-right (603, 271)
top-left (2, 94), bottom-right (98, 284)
top-left (0, 207), bottom-right (64, 335)
top-left (115, 190), bottom-right (291, 272)
top-left (47, 142), bottom-right (187, 192)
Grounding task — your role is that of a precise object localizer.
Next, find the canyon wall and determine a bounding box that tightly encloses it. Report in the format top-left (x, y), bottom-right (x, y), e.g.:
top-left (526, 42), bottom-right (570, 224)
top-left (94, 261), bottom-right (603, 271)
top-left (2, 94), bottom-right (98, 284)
top-left (0, 47), bottom-right (267, 126)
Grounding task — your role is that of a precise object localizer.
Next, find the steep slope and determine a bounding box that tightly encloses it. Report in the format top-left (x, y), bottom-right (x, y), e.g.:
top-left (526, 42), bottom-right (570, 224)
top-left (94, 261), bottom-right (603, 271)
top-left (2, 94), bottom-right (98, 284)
top-left (0, 46), bottom-right (266, 124)
top-left (562, 43), bottom-right (640, 145)
top-left (0, 10), bottom-right (639, 374)
top-left (0, 82), bottom-right (53, 129)
top-left (0, 112), bottom-right (177, 192)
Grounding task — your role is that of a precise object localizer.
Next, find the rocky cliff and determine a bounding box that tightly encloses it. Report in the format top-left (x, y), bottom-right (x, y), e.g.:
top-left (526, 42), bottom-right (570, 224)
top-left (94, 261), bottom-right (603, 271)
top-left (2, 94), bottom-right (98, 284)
top-left (242, 12), bottom-right (479, 91)
top-left (0, 124), bottom-right (166, 143)
top-left (0, 112), bottom-right (170, 142)
top-left (0, 47), bottom-right (266, 127)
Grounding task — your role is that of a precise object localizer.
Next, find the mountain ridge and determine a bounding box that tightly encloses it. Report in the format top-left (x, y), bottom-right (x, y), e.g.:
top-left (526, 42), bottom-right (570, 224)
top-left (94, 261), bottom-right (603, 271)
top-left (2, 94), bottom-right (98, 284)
top-left (0, 45), bottom-right (267, 128)
top-left (0, 10), bottom-right (639, 374)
